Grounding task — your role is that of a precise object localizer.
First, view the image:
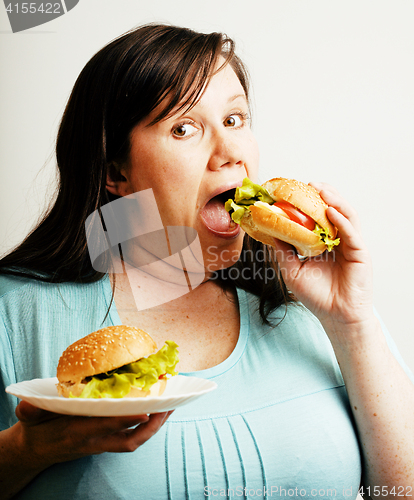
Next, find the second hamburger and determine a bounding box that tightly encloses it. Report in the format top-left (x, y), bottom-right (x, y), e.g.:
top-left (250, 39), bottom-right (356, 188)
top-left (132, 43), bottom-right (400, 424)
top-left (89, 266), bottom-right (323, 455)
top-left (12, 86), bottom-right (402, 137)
top-left (57, 325), bottom-right (179, 399)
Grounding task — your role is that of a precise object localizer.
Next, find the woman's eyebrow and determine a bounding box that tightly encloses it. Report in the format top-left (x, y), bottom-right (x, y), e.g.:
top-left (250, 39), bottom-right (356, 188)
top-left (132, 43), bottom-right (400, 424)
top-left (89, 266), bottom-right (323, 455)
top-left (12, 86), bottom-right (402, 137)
top-left (228, 93), bottom-right (247, 104)
top-left (163, 93), bottom-right (248, 124)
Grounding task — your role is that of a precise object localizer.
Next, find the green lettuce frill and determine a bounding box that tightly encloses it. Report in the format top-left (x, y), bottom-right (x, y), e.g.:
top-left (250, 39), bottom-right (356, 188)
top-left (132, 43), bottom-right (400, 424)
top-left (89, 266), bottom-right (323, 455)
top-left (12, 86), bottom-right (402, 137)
top-left (313, 224), bottom-right (340, 251)
top-left (224, 178), bottom-right (274, 224)
top-left (72, 340), bottom-right (179, 399)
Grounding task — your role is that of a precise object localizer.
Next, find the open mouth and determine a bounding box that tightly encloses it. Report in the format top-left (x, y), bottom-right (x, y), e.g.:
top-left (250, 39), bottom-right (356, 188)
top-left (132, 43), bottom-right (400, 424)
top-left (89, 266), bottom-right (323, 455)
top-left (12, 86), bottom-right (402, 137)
top-left (200, 188), bottom-right (240, 238)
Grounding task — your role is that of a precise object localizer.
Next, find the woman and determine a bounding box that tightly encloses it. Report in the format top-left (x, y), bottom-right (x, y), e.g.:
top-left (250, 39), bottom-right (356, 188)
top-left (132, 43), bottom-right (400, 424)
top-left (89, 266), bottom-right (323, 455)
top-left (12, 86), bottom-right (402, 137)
top-left (0, 24), bottom-right (413, 499)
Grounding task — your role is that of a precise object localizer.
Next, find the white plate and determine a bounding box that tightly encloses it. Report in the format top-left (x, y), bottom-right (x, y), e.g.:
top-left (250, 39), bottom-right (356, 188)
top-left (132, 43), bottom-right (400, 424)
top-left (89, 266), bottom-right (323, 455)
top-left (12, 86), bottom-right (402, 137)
top-left (5, 375), bottom-right (217, 416)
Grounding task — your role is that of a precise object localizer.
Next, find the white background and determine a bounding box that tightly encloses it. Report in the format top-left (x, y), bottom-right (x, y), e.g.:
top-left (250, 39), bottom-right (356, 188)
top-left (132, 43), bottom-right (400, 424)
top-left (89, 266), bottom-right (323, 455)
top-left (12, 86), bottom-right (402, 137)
top-left (0, 1), bottom-right (413, 376)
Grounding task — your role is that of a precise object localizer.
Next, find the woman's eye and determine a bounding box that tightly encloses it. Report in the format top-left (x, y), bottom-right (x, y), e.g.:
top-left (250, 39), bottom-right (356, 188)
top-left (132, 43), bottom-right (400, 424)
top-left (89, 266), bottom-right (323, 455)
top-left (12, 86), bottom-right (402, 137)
top-left (224, 114), bottom-right (246, 128)
top-left (172, 122), bottom-right (198, 138)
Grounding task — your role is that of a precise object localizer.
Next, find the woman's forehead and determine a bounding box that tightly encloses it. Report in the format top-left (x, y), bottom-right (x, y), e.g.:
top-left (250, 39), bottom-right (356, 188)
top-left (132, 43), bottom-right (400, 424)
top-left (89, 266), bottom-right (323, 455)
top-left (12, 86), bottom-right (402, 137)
top-left (143, 62), bottom-right (246, 127)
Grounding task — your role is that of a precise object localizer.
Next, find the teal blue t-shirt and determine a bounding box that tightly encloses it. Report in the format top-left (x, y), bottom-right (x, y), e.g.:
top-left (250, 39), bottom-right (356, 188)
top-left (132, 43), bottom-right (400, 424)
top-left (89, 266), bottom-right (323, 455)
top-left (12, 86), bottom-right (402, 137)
top-left (0, 275), bottom-right (412, 499)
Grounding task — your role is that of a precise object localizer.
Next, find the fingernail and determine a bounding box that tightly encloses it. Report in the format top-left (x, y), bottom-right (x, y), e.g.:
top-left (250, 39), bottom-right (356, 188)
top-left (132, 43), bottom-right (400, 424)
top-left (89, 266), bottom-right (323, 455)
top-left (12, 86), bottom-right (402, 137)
top-left (131, 414), bottom-right (149, 424)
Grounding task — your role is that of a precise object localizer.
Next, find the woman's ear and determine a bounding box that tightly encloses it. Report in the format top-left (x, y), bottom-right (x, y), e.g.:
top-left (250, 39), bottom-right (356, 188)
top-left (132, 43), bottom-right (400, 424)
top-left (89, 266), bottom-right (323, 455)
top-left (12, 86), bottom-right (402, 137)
top-left (106, 162), bottom-right (131, 197)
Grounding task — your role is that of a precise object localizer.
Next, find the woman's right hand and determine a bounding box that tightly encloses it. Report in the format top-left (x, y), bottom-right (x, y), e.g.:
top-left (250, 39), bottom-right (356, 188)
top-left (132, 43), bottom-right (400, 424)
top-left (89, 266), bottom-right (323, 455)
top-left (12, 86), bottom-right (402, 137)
top-left (1, 401), bottom-right (172, 499)
top-left (16, 400), bottom-right (171, 464)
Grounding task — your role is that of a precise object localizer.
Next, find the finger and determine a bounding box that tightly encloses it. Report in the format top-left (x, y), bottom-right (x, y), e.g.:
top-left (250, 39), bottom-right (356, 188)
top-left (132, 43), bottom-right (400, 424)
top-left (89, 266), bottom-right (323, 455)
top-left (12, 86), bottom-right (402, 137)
top-left (310, 182), bottom-right (361, 232)
top-left (272, 238), bottom-right (302, 282)
top-left (98, 411), bottom-right (171, 453)
top-left (326, 207), bottom-right (365, 252)
top-left (16, 400), bottom-right (62, 425)
top-left (309, 181), bottom-right (339, 196)
top-left (137, 411), bottom-right (171, 435)
top-left (71, 414), bottom-right (151, 437)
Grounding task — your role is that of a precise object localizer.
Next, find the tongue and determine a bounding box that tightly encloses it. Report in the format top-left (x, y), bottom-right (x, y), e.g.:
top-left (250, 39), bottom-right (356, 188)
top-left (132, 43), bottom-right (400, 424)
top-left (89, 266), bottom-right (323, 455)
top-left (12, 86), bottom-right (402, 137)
top-left (201, 197), bottom-right (233, 232)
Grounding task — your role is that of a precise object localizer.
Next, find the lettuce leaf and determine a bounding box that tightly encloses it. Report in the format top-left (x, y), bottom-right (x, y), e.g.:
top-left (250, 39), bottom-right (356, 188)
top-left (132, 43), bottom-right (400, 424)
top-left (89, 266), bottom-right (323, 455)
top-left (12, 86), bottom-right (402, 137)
top-left (313, 224), bottom-right (340, 251)
top-left (233, 178), bottom-right (274, 205)
top-left (224, 199), bottom-right (249, 224)
top-left (225, 178), bottom-right (274, 223)
top-left (73, 340), bottom-right (179, 399)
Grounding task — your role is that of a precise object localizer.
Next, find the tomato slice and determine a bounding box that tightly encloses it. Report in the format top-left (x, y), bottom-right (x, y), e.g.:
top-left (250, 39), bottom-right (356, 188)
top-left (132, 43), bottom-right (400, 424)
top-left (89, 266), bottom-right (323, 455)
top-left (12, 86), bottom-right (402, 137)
top-left (274, 201), bottom-right (315, 230)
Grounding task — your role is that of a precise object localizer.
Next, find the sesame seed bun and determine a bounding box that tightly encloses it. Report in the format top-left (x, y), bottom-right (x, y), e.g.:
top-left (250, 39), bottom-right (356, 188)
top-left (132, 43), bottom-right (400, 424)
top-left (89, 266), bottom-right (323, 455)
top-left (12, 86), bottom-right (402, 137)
top-left (240, 178), bottom-right (338, 257)
top-left (262, 178), bottom-right (336, 238)
top-left (56, 325), bottom-right (165, 398)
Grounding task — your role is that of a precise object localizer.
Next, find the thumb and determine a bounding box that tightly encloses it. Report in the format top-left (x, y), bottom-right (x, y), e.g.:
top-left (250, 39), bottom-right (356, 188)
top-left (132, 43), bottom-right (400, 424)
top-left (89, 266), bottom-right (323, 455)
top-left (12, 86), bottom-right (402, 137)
top-left (15, 400), bottom-right (60, 425)
top-left (272, 238), bottom-right (301, 282)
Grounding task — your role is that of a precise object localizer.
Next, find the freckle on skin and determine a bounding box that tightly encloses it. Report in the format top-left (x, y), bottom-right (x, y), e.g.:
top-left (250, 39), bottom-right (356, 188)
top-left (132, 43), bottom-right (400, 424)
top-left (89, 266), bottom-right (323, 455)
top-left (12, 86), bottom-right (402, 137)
top-left (373, 413), bottom-right (377, 416)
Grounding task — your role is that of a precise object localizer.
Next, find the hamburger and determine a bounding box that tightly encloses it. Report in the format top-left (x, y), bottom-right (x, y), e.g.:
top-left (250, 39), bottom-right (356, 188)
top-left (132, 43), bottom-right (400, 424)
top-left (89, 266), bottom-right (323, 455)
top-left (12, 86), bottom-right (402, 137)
top-left (57, 325), bottom-right (179, 398)
top-left (225, 178), bottom-right (340, 257)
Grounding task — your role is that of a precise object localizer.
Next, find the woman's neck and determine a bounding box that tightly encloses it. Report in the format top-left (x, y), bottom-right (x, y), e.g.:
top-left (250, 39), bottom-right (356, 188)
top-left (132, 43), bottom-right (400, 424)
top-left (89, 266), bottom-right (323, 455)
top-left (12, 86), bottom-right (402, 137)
top-left (111, 271), bottom-right (240, 372)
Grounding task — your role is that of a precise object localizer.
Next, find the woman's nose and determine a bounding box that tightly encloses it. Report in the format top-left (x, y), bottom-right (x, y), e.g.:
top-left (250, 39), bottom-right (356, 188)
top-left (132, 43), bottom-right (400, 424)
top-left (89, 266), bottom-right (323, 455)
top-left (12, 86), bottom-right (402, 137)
top-left (207, 130), bottom-right (244, 171)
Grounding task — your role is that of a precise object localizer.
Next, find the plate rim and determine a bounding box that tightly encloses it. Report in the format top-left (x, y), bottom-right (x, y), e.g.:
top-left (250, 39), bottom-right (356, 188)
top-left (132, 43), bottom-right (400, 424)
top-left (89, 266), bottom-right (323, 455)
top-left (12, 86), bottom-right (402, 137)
top-left (6, 375), bottom-right (217, 402)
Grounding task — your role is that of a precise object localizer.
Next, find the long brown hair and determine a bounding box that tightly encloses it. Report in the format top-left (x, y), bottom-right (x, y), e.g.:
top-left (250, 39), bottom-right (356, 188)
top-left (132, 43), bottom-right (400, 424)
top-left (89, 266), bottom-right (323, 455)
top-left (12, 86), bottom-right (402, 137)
top-left (0, 23), bottom-right (294, 322)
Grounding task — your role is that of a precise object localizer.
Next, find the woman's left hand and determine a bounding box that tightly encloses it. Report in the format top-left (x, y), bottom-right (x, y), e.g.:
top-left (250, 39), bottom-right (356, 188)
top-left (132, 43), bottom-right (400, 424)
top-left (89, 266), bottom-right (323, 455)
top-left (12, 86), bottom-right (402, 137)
top-left (273, 182), bottom-right (374, 332)
top-left (274, 183), bottom-right (414, 491)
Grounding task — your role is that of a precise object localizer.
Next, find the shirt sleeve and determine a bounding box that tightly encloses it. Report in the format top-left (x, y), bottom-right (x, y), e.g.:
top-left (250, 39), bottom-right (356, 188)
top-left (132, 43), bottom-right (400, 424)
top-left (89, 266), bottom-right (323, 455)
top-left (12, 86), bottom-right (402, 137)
top-left (0, 313), bottom-right (19, 430)
top-left (374, 307), bottom-right (414, 384)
